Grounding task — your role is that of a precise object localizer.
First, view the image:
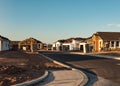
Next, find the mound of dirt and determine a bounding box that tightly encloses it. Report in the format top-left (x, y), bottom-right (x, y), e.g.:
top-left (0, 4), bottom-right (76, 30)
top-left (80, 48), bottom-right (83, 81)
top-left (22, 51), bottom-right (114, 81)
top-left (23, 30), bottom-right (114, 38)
top-left (0, 51), bottom-right (67, 86)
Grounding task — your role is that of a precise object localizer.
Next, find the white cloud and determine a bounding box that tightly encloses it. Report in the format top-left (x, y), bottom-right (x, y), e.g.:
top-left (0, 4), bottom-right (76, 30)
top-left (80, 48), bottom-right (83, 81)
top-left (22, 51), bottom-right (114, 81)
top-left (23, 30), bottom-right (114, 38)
top-left (107, 23), bottom-right (120, 28)
top-left (116, 24), bottom-right (120, 27)
top-left (107, 24), bottom-right (115, 26)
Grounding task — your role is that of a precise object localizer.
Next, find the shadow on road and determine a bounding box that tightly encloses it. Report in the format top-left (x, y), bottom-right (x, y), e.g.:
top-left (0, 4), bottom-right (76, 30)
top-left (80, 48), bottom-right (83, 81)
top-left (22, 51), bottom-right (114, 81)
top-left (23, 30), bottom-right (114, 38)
top-left (63, 62), bottom-right (98, 86)
top-left (41, 52), bottom-right (120, 86)
top-left (43, 53), bottom-right (109, 62)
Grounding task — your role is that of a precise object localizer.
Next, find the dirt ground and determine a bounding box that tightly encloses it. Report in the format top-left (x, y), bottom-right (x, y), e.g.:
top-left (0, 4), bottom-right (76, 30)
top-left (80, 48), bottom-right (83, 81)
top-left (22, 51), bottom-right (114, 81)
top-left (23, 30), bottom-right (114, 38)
top-left (0, 51), bottom-right (67, 86)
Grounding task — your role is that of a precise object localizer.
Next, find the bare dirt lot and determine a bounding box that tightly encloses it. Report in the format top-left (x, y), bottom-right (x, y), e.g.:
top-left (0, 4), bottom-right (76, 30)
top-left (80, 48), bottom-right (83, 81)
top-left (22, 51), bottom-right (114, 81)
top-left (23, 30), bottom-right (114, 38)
top-left (0, 51), bottom-right (66, 86)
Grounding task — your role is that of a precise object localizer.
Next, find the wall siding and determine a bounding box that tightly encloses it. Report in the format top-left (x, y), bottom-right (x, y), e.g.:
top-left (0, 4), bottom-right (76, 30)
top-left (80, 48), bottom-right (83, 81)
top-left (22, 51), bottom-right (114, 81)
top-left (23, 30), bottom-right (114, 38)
top-left (1, 40), bottom-right (10, 51)
top-left (0, 41), bottom-right (1, 51)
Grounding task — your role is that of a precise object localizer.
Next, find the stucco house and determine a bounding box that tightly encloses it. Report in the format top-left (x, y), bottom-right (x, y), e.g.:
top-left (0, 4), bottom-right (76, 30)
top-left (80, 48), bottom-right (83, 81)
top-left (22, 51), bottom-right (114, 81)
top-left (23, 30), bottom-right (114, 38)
top-left (52, 37), bottom-right (91, 53)
top-left (52, 40), bottom-right (66, 51)
top-left (18, 37), bottom-right (43, 52)
top-left (91, 32), bottom-right (120, 52)
top-left (0, 35), bottom-right (10, 51)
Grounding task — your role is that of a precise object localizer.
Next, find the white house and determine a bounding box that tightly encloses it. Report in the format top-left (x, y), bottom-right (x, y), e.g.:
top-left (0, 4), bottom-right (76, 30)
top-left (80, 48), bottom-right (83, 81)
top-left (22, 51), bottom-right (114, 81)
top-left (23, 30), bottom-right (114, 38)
top-left (52, 37), bottom-right (91, 53)
top-left (0, 35), bottom-right (10, 51)
top-left (52, 40), bottom-right (65, 51)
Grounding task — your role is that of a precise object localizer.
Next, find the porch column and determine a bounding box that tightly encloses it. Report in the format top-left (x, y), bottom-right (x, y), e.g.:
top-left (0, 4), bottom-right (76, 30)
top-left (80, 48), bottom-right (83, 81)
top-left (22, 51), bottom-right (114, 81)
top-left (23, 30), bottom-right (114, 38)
top-left (0, 41), bottom-right (1, 51)
top-left (30, 39), bottom-right (33, 52)
top-left (83, 44), bottom-right (86, 53)
top-left (110, 41), bottom-right (112, 48)
top-left (114, 41), bottom-right (116, 48)
top-left (119, 41), bottom-right (120, 48)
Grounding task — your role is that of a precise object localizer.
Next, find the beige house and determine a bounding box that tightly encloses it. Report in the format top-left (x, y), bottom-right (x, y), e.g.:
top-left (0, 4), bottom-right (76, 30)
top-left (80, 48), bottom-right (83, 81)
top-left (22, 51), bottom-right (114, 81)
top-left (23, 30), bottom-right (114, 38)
top-left (53, 32), bottom-right (120, 53)
top-left (91, 32), bottom-right (120, 52)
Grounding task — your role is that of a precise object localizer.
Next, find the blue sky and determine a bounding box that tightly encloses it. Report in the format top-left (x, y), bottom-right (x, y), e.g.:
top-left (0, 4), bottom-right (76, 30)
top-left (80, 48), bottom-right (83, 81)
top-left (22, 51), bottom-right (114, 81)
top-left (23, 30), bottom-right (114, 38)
top-left (0, 0), bottom-right (120, 43)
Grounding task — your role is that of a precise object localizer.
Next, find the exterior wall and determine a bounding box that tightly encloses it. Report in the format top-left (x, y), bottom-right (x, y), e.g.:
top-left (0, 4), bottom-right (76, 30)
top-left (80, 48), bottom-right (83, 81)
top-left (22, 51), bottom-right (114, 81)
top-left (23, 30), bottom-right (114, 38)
top-left (92, 35), bottom-right (103, 52)
top-left (53, 39), bottom-right (92, 53)
top-left (52, 42), bottom-right (62, 51)
top-left (72, 40), bottom-right (81, 50)
top-left (52, 40), bottom-right (80, 51)
top-left (79, 43), bottom-right (91, 53)
top-left (0, 41), bottom-right (1, 51)
top-left (52, 43), bottom-right (56, 50)
top-left (119, 41), bottom-right (120, 48)
top-left (92, 35), bottom-right (120, 52)
top-left (62, 43), bottom-right (73, 51)
top-left (109, 40), bottom-right (120, 50)
top-left (73, 43), bottom-right (80, 50)
top-left (62, 39), bottom-right (81, 51)
top-left (79, 43), bottom-right (86, 53)
top-left (98, 40), bottom-right (103, 51)
top-left (52, 42), bottom-right (61, 51)
top-left (0, 40), bottom-right (10, 51)
top-left (18, 38), bottom-right (43, 52)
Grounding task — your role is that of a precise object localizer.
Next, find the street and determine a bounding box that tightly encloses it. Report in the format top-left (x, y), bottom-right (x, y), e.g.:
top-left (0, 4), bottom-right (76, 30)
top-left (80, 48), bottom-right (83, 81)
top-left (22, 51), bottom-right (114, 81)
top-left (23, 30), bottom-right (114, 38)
top-left (41, 52), bottom-right (120, 86)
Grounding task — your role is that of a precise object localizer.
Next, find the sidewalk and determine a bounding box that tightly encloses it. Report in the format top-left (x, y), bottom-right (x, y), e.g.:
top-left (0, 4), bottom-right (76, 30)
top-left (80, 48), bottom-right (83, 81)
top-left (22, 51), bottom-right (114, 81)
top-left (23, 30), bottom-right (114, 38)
top-left (36, 70), bottom-right (88, 86)
top-left (69, 52), bottom-right (120, 60)
top-left (85, 54), bottom-right (120, 60)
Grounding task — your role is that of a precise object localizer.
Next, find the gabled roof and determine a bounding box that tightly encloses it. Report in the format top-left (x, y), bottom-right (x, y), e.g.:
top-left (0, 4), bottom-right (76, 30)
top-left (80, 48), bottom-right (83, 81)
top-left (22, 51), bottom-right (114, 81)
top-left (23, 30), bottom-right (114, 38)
top-left (57, 38), bottom-right (74, 43)
top-left (0, 35), bottom-right (10, 41)
top-left (56, 37), bottom-right (92, 43)
top-left (64, 38), bottom-right (74, 43)
top-left (11, 41), bottom-right (21, 45)
top-left (57, 40), bottom-right (66, 43)
top-left (20, 37), bottom-right (42, 44)
top-left (94, 32), bottom-right (120, 41)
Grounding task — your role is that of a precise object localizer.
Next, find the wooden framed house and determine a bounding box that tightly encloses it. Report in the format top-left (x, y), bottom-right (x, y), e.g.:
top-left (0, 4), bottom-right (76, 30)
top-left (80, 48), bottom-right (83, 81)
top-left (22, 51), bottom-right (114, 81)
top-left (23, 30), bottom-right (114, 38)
top-left (18, 38), bottom-right (43, 52)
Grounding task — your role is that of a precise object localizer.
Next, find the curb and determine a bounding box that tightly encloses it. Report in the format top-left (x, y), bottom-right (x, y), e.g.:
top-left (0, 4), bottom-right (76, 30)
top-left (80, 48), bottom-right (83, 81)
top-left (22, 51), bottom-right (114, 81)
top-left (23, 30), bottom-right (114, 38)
top-left (68, 52), bottom-right (120, 60)
top-left (11, 71), bottom-right (48, 86)
top-left (85, 54), bottom-right (120, 60)
top-left (39, 53), bottom-right (88, 86)
top-left (72, 68), bottom-right (88, 86)
top-left (40, 54), bottom-right (72, 69)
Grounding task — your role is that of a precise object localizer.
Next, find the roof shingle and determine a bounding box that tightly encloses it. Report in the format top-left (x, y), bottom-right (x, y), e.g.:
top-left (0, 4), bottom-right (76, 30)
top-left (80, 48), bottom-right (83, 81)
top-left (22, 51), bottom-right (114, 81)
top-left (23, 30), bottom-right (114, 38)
top-left (95, 32), bottom-right (120, 41)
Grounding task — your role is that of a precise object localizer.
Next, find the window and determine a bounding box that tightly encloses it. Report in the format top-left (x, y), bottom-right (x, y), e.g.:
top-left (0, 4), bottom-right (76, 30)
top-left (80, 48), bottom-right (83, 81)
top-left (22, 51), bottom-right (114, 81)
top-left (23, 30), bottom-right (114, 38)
top-left (116, 41), bottom-right (119, 47)
top-left (105, 42), bottom-right (109, 48)
top-left (111, 41), bottom-right (114, 47)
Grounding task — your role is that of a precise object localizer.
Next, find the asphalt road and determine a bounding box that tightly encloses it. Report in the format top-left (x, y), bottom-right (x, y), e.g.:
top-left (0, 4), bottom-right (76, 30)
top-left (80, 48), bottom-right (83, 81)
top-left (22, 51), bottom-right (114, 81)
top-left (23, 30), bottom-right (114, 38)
top-left (41, 52), bottom-right (120, 86)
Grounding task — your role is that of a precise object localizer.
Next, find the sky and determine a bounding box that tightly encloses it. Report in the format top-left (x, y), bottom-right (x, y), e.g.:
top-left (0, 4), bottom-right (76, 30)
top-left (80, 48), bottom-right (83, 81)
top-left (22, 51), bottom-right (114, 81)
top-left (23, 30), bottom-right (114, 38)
top-left (0, 0), bottom-right (120, 43)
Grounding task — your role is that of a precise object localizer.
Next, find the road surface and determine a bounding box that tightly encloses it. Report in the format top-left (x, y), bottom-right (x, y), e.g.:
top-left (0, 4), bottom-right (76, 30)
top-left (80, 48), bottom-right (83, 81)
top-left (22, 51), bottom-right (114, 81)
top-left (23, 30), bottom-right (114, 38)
top-left (41, 52), bottom-right (120, 86)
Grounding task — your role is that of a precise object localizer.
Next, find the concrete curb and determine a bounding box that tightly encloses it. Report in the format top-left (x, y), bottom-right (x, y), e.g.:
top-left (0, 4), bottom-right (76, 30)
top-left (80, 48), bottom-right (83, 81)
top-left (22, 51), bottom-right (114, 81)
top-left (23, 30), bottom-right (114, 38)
top-left (85, 54), bottom-right (120, 60)
top-left (68, 52), bottom-right (120, 60)
top-left (39, 53), bottom-right (88, 86)
top-left (40, 54), bottom-right (72, 69)
top-left (11, 71), bottom-right (48, 86)
top-left (72, 68), bottom-right (88, 86)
